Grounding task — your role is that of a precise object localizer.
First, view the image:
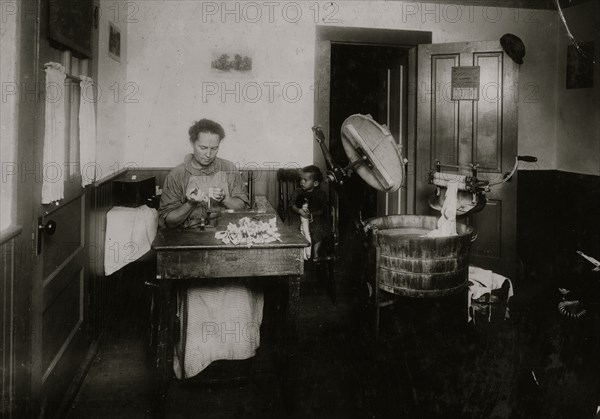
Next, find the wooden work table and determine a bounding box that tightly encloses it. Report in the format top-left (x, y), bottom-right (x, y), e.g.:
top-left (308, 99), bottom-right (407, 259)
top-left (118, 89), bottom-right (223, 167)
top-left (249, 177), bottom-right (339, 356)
top-left (150, 197), bottom-right (308, 417)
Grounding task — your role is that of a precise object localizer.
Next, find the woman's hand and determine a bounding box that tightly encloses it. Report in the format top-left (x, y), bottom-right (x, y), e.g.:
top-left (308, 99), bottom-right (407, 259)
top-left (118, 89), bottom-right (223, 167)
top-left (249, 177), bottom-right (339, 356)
top-left (186, 188), bottom-right (207, 205)
top-left (209, 187), bottom-right (226, 203)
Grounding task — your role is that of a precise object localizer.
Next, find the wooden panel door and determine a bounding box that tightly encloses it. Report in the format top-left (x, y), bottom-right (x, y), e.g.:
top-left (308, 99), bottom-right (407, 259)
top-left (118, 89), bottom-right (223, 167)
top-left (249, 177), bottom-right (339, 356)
top-left (417, 41), bottom-right (519, 277)
top-left (29, 1), bottom-right (92, 415)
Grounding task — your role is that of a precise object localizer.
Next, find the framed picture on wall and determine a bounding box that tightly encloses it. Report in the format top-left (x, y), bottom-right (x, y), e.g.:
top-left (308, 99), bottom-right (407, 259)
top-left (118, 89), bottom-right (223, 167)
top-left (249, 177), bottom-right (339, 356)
top-left (210, 49), bottom-right (254, 78)
top-left (108, 22), bottom-right (121, 62)
top-left (566, 41), bottom-right (594, 89)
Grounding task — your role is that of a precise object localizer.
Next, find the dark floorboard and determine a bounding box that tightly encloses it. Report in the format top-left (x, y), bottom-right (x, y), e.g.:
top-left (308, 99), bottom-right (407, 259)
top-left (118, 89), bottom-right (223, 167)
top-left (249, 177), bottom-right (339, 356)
top-left (66, 245), bottom-right (600, 419)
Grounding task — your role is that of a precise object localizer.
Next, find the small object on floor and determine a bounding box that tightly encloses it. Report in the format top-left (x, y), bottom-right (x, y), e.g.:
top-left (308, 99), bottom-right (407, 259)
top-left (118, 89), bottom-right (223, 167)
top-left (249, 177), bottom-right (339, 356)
top-left (558, 300), bottom-right (587, 319)
top-left (558, 288), bottom-right (571, 296)
top-left (531, 370), bottom-right (539, 386)
top-left (576, 250), bottom-right (600, 272)
top-left (468, 266), bottom-right (513, 323)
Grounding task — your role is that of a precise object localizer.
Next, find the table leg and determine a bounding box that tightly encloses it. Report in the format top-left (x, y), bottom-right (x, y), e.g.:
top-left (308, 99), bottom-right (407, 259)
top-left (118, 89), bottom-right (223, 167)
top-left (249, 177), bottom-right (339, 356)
top-left (180, 288), bottom-right (188, 380)
top-left (282, 274), bottom-right (301, 412)
top-left (153, 281), bottom-right (174, 418)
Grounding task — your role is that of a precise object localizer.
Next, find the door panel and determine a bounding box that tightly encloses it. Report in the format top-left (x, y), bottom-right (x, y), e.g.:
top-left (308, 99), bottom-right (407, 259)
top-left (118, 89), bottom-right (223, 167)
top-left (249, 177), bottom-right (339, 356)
top-left (417, 41), bottom-right (518, 277)
top-left (469, 199), bottom-right (502, 259)
top-left (30, 0), bottom-right (91, 414)
top-left (42, 196), bottom-right (83, 279)
top-left (42, 272), bottom-right (83, 377)
top-left (473, 53), bottom-right (503, 171)
top-left (37, 192), bottom-right (87, 416)
top-left (432, 54), bottom-right (460, 169)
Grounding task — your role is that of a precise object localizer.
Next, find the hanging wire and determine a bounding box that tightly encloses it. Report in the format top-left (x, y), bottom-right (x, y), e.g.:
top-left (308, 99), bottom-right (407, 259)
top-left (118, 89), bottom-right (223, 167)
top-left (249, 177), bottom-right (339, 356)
top-left (554, 0), bottom-right (589, 58)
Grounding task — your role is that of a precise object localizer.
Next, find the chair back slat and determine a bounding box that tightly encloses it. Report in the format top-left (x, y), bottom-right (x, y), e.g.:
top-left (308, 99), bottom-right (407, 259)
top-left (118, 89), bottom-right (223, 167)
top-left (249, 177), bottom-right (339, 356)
top-left (277, 168), bottom-right (300, 223)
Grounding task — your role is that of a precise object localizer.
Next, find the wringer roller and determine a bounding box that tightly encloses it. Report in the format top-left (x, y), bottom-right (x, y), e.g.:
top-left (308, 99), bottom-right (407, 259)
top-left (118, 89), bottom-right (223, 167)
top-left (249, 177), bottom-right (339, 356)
top-left (428, 155), bottom-right (538, 217)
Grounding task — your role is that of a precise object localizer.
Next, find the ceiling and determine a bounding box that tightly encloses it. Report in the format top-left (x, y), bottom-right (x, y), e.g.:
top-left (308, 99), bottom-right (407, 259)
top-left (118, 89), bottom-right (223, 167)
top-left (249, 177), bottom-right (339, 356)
top-left (381, 0), bottom-right (592, 10)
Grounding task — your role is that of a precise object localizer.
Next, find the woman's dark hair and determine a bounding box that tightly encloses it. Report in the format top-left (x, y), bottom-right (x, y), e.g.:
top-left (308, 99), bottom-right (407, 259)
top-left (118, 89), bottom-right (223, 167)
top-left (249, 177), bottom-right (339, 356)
top-left (189, 119), bottom-right (225, 142)
top-left (302, 165), bottom-right (323, 183)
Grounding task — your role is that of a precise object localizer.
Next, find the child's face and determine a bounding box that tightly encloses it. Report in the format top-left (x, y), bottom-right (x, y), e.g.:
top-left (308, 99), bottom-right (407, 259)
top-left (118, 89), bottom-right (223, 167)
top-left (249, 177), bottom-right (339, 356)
top-left (299, 172), bottom-right (318, 191)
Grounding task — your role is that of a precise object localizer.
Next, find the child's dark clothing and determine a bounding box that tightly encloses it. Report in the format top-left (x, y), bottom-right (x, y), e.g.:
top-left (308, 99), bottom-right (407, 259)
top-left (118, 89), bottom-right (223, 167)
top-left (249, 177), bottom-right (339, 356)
top-left (290, 188), bottom-right (329, 243)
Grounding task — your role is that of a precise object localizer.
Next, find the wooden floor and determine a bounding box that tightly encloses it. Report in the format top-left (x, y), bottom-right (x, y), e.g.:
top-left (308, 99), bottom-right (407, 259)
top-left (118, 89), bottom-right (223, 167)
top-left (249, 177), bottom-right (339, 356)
top-left (66, 241), bottom-right (600, 419)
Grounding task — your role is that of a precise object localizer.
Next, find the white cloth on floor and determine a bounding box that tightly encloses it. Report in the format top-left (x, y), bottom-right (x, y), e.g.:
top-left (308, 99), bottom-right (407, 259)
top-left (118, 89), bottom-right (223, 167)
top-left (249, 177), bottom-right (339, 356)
top-left (41, 62), bottom-right (66, 204)
top-left (426, 181), bottom-right (458, 237)
top-left (468, 266), bottom-right (514, 322)
top-left (174, 282), bottom-right (264, 379)
top-left (104, 205), bottom-right (158, 275)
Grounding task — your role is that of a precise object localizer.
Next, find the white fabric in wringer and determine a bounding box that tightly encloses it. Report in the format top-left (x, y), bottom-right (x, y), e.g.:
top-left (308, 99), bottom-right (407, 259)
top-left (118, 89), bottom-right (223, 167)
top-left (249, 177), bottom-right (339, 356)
top-left (174, 283), bottom-right (264, 379)
top-left (41, 62), bottom-right (66, 204)
top-left (79, 75), bottom-right (97, 187)
top-left (104, 205), bottom-right (158, 276)
top-left (426, 181), bottom-right (458, 237)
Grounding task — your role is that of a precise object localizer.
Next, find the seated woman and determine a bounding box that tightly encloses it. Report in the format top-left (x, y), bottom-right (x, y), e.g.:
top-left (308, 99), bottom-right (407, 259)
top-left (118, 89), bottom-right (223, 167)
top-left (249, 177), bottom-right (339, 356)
top-left (158, 119), bottom-right (263, 379)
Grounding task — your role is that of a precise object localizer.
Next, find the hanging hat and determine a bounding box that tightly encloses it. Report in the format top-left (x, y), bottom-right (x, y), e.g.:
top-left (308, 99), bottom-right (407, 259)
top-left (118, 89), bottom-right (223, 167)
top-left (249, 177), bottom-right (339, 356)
top-left (500, 34), bottom-right (525, 65)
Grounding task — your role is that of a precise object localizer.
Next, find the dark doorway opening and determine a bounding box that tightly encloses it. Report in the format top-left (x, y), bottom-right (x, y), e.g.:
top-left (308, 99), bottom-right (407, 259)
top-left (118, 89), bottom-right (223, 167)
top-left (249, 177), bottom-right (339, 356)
top-left (330, 43), bottom-right (409, 242)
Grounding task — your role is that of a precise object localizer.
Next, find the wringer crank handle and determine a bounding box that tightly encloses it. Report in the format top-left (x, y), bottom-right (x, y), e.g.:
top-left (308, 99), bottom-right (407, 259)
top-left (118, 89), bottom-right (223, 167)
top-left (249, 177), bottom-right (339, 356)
top-left (491, 155), bottom-right (538, 186)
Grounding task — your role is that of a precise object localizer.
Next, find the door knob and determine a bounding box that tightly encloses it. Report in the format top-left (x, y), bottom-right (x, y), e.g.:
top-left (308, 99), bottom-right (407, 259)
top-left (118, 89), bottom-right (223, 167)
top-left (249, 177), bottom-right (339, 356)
top-left (39, 220), bottom-right (57, 235)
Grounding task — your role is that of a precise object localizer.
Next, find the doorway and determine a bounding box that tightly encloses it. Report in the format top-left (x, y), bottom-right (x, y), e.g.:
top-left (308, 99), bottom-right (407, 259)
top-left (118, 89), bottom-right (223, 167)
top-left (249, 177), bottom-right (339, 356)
top-left (330, 43), bottom-right (408, 241)
top-left (314, 26), bottom-right (432, 247)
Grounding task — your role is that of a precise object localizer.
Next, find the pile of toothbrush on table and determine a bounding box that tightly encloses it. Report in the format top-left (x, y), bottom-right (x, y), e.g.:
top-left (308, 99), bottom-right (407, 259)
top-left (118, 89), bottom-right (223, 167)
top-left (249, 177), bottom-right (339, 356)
top-left (215, 217), bottom-right (281, 246)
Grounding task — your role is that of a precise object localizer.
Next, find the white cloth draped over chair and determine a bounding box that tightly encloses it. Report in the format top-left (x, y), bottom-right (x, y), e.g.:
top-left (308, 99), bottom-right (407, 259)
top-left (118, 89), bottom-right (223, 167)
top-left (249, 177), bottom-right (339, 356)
top-left (79, 75), bottom-right (97, 186)
top-left (41, 62), bottom-right (66, 204)
top-left (104, 205), bottom-right (159, 276)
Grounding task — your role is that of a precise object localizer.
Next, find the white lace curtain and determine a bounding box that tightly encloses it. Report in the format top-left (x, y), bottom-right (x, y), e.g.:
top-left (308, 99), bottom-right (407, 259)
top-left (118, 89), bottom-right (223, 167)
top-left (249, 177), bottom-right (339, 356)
top-left (79, 75), bottom-right (96, 186)
top-left (42, 63), bottom-right (97, 203)
top-left (41, 62), bottom-right (66, 204)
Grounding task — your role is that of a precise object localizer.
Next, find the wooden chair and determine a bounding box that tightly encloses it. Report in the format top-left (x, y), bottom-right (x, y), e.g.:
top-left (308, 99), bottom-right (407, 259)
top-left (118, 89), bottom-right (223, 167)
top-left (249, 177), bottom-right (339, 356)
top-left (277, 168), bottom-right (336, 303)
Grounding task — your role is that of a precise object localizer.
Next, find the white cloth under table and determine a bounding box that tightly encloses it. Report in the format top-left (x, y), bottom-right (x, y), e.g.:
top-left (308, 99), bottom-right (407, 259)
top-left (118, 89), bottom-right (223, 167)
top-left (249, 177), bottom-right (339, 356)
top-left (174, 281), bottom-right (264, 379)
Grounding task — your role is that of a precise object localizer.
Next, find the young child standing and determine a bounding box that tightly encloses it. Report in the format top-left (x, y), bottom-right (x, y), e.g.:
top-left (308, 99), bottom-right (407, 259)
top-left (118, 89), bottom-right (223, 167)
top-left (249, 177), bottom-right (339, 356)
top-left (290, 165), bottom-right (329, 260)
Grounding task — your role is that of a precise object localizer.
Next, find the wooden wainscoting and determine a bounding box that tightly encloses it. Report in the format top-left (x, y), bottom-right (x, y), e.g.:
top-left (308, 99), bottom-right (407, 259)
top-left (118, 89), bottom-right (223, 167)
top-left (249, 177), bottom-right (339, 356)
top-left (86, 169), bottom-right (129, 340)
top-left (127, 168), bottom-right (281, 212)
top-left (1, 226), bottom-right (22, 418)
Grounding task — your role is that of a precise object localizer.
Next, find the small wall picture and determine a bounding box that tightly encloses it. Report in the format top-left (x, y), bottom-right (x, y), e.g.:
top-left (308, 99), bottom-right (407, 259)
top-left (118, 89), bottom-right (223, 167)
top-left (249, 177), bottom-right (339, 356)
top-left (211, 50), bottom-right (253, 77)
top-left (108, 22), bottom-right (121, 62)
top-left (566, 41), bottom-right (594, 89)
